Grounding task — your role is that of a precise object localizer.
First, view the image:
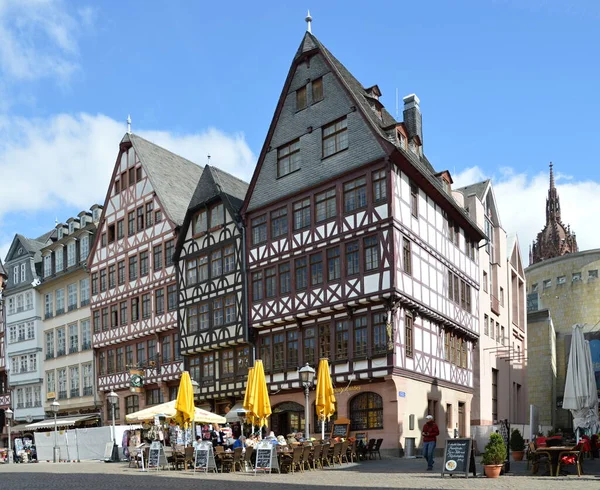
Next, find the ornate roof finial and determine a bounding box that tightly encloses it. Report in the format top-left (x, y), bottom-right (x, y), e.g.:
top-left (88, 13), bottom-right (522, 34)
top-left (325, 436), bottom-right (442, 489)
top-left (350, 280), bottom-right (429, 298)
top-left (207, 155), bottom-right (211, 165)
top-left (549, 161), bottom-right (555, 190)
top-left (127, 115), bottom-right (132, 135)
top-left (305, 10), bottom-right (312, 34)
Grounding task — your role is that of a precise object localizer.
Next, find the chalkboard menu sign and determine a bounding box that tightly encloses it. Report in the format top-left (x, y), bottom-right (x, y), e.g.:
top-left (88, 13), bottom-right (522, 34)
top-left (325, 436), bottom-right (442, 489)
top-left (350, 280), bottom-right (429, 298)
top-left (147, 441), bottom-right (167, 471)
top-left (193, 442), bottom-right (217, 473)
top-left (254, 441), bottom-right (279, 474)
top-left (441, 438), bottom-right (476, 478)
top-left (103, 442), bottom-right (113, 462)
top-left (330, 417), bottom-right (351, 439)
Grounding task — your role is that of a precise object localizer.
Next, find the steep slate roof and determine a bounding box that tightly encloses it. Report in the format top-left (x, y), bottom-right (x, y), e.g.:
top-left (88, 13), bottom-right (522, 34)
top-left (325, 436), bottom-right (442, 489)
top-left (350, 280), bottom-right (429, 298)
top-left (245, 32), bottom-right (484, 239)
top-left (188, 165), bottom-right (249, 213)
top-left (455, 180), bottom-right (491, 201)
top-left (0, 258), bottom-right (6, 278)
top-left (123, 133), bottom-right (204, 226)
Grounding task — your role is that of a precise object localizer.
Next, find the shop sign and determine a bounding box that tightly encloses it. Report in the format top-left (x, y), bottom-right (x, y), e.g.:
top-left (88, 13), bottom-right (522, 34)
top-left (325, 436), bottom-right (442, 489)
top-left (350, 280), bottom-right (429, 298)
top-left (129, 368), bottom-right (144, 393)
top-left (333, 385), bottom-right (361, 394)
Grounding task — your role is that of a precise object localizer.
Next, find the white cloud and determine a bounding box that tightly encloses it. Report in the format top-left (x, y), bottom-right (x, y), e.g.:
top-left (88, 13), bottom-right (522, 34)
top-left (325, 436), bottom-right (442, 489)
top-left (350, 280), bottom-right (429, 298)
top-left (0, 0), bottom-right (90, 83)
top-left (0, 112), bottom-right (256, 228)
top-left (453, 166), bottom-right (600, 263)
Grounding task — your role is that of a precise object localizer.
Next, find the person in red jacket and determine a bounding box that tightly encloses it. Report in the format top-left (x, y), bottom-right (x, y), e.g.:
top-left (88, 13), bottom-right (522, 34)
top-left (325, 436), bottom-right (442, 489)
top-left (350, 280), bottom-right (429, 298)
top-left (422, 415), bottom-right (440, 471)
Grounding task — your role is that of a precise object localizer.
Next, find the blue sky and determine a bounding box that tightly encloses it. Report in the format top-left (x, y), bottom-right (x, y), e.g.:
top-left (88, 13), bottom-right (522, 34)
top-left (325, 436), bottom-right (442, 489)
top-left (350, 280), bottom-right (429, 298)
top-left (1, 0), bottom-right (600, 262)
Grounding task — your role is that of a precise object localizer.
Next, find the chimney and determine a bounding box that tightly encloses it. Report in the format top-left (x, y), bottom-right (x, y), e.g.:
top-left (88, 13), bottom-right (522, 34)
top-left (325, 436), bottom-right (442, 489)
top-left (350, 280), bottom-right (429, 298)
top-left (402, 94), bottom-right (422, 146)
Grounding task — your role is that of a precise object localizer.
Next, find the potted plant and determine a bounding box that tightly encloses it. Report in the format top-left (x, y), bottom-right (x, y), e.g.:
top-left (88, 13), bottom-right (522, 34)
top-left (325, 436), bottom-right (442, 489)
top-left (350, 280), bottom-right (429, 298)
top-left (510, 428), bottom-right (525, 461)
top-left (482, 433), bottom-right (506, 478)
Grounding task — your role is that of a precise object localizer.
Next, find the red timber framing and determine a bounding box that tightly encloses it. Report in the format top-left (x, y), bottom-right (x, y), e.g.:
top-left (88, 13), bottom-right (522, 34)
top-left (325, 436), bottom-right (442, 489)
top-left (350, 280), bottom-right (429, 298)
top-left (88, 133), bottom-right (202, 422)
top-left (173, 165), bottom-right (250, 402)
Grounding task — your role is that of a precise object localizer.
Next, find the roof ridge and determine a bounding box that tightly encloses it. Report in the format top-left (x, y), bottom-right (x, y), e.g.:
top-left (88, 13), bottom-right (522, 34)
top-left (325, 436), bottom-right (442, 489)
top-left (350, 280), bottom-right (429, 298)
top-left (128, 132), bottom-right (199, 168)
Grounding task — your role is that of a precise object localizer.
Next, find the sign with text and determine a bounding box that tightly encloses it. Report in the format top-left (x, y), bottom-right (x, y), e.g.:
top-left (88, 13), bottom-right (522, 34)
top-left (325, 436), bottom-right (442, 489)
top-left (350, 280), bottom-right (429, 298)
top-left (254, 441), bottom-right (279, 474)
top-left (194, 442), bottom-right (217, 473)
top-left (147, 441), bottom-right (167, 471)
top-left (441, 438), bottom-right (476, 478)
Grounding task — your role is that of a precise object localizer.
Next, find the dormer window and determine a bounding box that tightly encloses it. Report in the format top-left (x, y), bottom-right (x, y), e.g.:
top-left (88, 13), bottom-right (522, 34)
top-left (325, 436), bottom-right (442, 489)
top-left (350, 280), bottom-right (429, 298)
top-left (69, 222), bottom-right (75, 234)
top-left (93, 208), bottom-right (101, 222)
top-left (397, 130), bottom-right (406, 149)
top-left (57, 228), bottom-right (63, 240)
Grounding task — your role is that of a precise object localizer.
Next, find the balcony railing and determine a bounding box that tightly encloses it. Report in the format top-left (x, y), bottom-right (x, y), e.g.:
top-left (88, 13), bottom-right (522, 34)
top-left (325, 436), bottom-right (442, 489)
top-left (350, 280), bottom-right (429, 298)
top-left (46, 352), bottom-right (55, 360)
top-left (56, 308), bottom-right (65, 316)
top-left (58, 391), bottom-right (67, 399)
top-left (45, 312), bottom-right (53, 319)
top-left (70, 388), bottom-right (80, 398)
top-left (80, 299), bottom-right (90, 307)
top-left (83, 386), bottom-right (93, 396)
top-left (69, 346), bottom-right (79, 354)
top-left (56, 349), bottom-right (66, 357)
top-left (68, 304), bottom-right (77, 312)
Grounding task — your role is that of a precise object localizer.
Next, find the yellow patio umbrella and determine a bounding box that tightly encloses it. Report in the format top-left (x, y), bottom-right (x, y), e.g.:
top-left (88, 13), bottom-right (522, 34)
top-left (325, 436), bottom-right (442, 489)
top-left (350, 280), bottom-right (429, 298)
top-left (251, 360), bottom-right (271, 428)
top-left (315, 358), bottom-right (336, 440)
top-left (242, 366), bottom-right (256, 426)
top-left (173, 371), bottom-right (195, 428)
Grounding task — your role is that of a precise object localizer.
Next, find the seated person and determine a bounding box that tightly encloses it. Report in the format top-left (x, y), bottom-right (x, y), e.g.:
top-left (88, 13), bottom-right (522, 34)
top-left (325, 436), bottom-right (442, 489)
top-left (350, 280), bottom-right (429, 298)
top-left (232, 436), bottom-right (245, 449)
top-left (193, 436), bottom-right (202, 449)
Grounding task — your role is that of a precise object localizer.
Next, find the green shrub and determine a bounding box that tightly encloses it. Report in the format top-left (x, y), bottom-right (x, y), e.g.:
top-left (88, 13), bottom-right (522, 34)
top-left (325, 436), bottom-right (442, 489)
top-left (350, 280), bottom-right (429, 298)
top-left (509, 428), bottom-right (525, 452)
top-left (482, 433), bottom-right (506, 465)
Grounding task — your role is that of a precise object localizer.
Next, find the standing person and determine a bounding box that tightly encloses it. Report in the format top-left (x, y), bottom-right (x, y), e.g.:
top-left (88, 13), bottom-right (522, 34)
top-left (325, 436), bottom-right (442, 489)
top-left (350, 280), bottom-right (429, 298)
top-left (422, 415), bottom-right (439, 471)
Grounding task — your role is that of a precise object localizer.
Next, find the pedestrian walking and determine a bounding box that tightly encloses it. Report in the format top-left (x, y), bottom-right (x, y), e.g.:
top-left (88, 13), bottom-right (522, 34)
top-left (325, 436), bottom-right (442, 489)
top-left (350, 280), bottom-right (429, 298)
top-left (422, 414), bottom-right (439, 471)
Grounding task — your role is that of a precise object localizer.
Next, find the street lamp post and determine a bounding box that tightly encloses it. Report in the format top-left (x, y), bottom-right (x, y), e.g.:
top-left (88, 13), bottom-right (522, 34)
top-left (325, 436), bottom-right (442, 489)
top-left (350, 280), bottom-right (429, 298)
top-left (107, 391), bottom-right (119, 462)
top-left (191, 379), bottom-right (200, 445)
top-left (5, 408), bottom-right (13, 464)
top-left (298, 363), bottom-right (315, 441)
top-left (50, 400), bottom-right (60, 463)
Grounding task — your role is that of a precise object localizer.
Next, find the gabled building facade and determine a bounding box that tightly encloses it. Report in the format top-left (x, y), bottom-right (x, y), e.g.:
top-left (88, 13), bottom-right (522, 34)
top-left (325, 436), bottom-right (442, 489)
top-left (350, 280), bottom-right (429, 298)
top-left (241, 31), bottom-right (485, 453)
top-left (88, 133), bottom-right (202, 424)
top-left (174, 165), bottom-right (250, 415)
top-left (39, 207), bottom-right (100, 417)
top-left (3, 231), bottom-right (54, 422)
top-left (455, 180), bottom-right (527, 451)
top-left (0, 258), bottom-right (9, 438)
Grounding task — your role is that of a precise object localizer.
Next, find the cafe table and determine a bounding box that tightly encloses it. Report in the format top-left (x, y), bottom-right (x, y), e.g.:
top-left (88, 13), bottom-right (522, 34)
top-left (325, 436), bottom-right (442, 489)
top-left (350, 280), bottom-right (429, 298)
top-left (536, 446), bottom-right (578, 476)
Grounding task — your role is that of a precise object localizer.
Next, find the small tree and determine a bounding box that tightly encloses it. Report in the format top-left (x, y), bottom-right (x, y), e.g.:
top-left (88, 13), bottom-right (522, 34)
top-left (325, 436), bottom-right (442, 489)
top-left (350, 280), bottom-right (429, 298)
top-left (510, 429), bottom-right (525, 452)
top-left (482, 433), bottom-right (506, 465)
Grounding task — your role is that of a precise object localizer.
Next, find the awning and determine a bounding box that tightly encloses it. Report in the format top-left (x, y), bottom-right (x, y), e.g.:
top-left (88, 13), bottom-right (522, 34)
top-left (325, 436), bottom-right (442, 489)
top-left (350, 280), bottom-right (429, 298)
top-left (24, 413), bottom-right (100, 430)
top-left (225, 403), bottom-right (246, 422)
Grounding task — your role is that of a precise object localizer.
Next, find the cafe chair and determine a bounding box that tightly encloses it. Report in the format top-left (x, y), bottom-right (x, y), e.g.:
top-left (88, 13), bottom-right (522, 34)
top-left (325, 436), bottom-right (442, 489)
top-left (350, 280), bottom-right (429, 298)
top-left (301, 445), bottom-right (312, 471)
top-left (331, 442), bottom-right (343, 466)
top-left (310, 444), bottom-right (323, 470)
top-left (368, 438), bottom-right (383, 460)
top-left (340, 440), bottom-right (350, 464)
top-left (556, 443), bottom-right (583, 477)
top-left (183, 447), bottom-right (194, 470)
top-left (243, 446), bottom-right (254, 471)
top-left (529, 442), bottom-right (551, 476)
top-left (347, 439), bottom-right (358, 463)
top-left (290, 446), bottom-right (304, 473)
top-left (363, 439), bottom-right (376, 460)
top-left (231, 447), bottom-right (244, 473)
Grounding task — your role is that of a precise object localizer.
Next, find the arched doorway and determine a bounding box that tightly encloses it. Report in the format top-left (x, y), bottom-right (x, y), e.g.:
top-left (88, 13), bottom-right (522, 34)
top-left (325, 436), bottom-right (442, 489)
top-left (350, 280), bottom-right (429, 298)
top-left (270, 402), bottom-right (305, 436)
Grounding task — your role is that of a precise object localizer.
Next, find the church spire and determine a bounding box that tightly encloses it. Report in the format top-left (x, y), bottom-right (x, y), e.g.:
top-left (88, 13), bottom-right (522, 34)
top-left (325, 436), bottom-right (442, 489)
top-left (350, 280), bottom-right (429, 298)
top-left (530, 162), bottom-right (578, 265)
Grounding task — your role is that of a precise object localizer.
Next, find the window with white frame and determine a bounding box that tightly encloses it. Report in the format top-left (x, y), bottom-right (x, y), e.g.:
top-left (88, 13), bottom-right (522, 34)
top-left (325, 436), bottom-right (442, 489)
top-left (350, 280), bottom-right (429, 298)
top-left (82, 363), bottom-right (93, 394)
top-left (68, 283), bottom-right (77, 310)
top-left (25, 291), bottom-right (33, 310)
top-left (81, 319), bottom-right (91, 350)
top-left (70, 366), bottom-right (79, 396)
top-left (80, 235), bottom-right (89, 262)
top-left (45, 293), bottom-right (53, 317)
top-left (67, 241), bottom-right (76, 267)
top-left (16, 388), bottom-right (23, 409)
top-left (44, 255), bottom-right (52, 277)
top-left (20, 263), bottom-right (26, 282)
top-left (80, 278), bottom-right (90, 306)
top-left (57, 327), bottom-right (66, 356)
top-left (34, 386), bottom-right (41, 407)
top-left (11, 356), bottom-right (19, 374)
top-left (69, 221), bottom-right (75, 234)
top-left (57, 227), bottom-right (63, 240)
top-left (16, 294), bottom-right (23, 312)
top-left (28, 353), bottom-right (37, 372)
top-left (55, 249), bottom-right (64, 272)
top-left (47, 370), bottom-right (56, 394)
top-left (69, 324), bottom-right (78, 353)
top-left (20, 355), bottom-right (28, 372)
top-left (8, 297), bottom-right (15, 315)
top-left (26, 321), bottom-right (34, 340)
top-left (8, 325), bottom-right (16, 343)
top-left (13, 265), bottom-right (18, 284)
top-left (210, 203), bottom-right (224, 228)
top-left (57, 368), bottom-right (67, 398)
top-left (56, 288), bottom-right (65, 314)
top-left (25, 386), bottom-right (33, 408)
top-left (46, 331), bottom-right (55, 358)
top-left (18, 323), bottom-right (25, 341)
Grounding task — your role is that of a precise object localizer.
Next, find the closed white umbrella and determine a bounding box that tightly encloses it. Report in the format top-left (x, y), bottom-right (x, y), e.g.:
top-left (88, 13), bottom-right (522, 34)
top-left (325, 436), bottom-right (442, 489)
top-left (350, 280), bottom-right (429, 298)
top-left (563, 324), bottom-right (599, 440)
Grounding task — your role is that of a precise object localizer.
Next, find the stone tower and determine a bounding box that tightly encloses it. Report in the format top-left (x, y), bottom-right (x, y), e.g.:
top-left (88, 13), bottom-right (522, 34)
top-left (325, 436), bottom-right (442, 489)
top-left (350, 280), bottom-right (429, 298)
top-left (530, 163), bottom-right (578, 265)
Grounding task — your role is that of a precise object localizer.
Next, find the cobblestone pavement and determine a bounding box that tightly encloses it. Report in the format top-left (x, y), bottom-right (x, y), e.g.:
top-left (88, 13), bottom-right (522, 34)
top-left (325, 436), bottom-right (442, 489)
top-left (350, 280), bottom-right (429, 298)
top-left (2, 456), bottom-right (600, 489)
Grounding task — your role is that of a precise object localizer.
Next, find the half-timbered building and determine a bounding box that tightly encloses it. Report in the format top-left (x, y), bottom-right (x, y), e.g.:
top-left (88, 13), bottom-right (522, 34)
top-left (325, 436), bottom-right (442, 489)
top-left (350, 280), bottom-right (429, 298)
top-left (0, 258), bottom-right (9, 442)
top-left (241, 29), bottom-right (485, 454)
top-left (89, 132), bottom-right (203, 424)
top-left (174, 165), bottom-right (250, 416)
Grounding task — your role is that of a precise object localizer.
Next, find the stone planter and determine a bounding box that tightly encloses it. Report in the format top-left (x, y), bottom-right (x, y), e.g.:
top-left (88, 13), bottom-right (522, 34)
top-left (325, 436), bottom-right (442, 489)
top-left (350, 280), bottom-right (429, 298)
top-left (512, 450), bottom-right (525, 461)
